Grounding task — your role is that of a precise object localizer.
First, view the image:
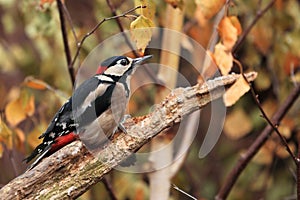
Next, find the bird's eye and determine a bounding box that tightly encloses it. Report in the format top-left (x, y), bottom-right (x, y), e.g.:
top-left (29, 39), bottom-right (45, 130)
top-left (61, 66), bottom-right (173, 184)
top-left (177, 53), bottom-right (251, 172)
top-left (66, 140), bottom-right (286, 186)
top-left (120, 59), bottom-right (128, 66)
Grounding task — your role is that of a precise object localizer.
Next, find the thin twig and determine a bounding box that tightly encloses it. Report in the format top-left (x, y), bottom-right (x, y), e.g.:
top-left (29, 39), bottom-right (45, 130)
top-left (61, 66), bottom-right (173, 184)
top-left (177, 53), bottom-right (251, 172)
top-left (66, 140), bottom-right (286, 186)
top-left (102, 177), bottom-right (118, 200)
top-left (61, 2), bottom-right (78, 46)
top-left (172, 184), bottom-right (197, 200)
top-left (106, 0), bottom-right (139, 56)
top-left (105, 0), bottom-right (160, 84)
top-left (56, 0), bottom-right (75, 85)
top-left (232, 0), bottom-right (276, 53)
top-left (216, 83), bottom-right (300, 200)
top-left (235, 59), bottom-right (298, 164)
top-left (70, 5), bottom-right (145, 70)
top-left (296, 136), bottom-right (300, 199)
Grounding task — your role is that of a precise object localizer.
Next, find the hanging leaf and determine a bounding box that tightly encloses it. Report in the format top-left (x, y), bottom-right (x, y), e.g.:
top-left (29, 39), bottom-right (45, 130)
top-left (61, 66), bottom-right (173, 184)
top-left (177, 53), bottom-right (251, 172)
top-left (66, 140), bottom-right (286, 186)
top-left (130, 15), bottom-right (154, 54)
top-left (134, 0), bottom-right (156, 20)
top-left (223, 76), bottom-right (250, 107)
top-left (195, 0), bottom-right (226, 19)
top-left (5, 91), bottom-right (35, 127)
top-left (218, 16), bottom-right (239, 50)
top-left (213, 43), bottom-right (233, 75)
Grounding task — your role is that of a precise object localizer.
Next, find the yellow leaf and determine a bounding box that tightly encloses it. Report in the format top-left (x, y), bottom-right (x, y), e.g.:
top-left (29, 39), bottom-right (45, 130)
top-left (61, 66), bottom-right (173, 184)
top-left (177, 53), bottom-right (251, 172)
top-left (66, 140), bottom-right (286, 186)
top-left (0, 118), bottom-right (13, 149)
top-left (214, 43), bottom-right (233, 75)
top-left (5, 91), bottom-right (35, 127)
top-left (195, 0), bottom-right (226, 19)
top-left (130, 15), bottom-right (154, 54)
top-left (218, 17), bottom-right (238, 50)
top-left (223, 76), bottom-right (250, 107)
top-left (224, 109), bottom-right (253, 140)
top-left (24, 76), bottom-right (50, 90)
top-left (134, 0), bottom-right (156, 20)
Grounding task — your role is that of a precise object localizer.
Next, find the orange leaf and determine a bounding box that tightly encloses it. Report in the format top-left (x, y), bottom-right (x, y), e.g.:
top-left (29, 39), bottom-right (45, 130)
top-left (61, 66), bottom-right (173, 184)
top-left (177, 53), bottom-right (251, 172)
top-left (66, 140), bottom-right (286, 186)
top-left (213, 43), bottom-right (233, 75)
top-left (130, 15), bottom-right (154, 54)
top-left (229, 16), bottom-right (242, 35)
top-left (5, 93), bottom-right (35, 127)
top-left (223, 76), bottom-right (250, 107)
top-left (195, 0), bottom-right (226, 19)
top-left (24, 76), bottom-right (49, 90)
top-left (218, 17), bottom-right (238, 50)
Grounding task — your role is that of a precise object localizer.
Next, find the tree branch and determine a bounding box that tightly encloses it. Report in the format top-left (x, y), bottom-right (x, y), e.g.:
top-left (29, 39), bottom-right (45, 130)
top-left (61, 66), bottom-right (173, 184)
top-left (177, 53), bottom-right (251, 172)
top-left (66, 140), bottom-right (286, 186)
top-left (0, 73), bottom-right (257, 199)
top-left (216, 82), bottom-right (300, 200)
top-left (232, 0), bottom-right (276, 53)
top-left (70, 5), bottom-right (145, 71)
top-left (56, 0), bottom-right (75, 86)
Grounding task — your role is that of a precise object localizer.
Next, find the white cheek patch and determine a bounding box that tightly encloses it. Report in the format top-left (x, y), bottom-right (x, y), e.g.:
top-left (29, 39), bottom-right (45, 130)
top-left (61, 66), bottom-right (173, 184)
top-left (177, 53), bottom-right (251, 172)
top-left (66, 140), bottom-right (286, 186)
top-left (95, 75), bottom-right (114, 82)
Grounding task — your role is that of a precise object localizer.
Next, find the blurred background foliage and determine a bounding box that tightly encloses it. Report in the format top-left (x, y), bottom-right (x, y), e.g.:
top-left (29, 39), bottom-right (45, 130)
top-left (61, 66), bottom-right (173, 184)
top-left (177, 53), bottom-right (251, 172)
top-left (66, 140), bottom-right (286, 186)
top-left (0, 0), bottom-right (299, 199)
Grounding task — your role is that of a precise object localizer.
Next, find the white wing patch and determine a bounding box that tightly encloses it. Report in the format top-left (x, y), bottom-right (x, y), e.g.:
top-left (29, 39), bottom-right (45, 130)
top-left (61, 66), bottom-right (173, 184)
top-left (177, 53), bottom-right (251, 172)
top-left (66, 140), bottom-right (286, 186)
top-left (75, 83), bottom-right (110, 117)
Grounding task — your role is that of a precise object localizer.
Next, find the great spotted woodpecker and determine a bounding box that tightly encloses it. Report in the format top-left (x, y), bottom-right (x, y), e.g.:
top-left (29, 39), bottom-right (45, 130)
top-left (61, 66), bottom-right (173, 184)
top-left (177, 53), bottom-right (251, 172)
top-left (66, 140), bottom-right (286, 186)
top-left (24, 55), bottom-right (152, 170)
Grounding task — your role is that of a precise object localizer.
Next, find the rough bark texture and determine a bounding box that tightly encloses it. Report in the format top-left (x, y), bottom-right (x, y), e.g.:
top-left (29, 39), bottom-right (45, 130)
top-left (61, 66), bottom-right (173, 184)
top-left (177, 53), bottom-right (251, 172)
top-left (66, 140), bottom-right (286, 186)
top-left (0, 72), bottom-right (257, 199)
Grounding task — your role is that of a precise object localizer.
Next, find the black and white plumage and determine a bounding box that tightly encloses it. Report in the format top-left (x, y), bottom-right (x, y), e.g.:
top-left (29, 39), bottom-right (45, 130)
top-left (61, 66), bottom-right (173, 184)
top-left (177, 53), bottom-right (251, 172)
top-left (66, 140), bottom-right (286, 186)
top-left (24, 55), bottom-right (152, 170)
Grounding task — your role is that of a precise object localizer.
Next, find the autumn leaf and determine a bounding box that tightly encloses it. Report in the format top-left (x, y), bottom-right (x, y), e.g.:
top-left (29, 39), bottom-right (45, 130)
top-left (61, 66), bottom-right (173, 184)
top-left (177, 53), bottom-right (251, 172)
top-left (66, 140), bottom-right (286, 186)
top-left (195, 0), bottom-right (226, 19)
top-left (24, 76), bottom-right (50, 90)
top-left (223, 76), bottom-right (250, 107)
top-left (5, 91), bottom-right (35, 127)
top-left (134, 0), bottom-right (156, 20)
top-left (229, 16), bottom-right (242, 35)
top-left (218, 17), bottom-right (239, 50)
top-left (130, 15), bottom-right (154, 54)
top-left (0, 118), bottom-right (13, 149)
top-left (213, 43), bottom-right (233, 75)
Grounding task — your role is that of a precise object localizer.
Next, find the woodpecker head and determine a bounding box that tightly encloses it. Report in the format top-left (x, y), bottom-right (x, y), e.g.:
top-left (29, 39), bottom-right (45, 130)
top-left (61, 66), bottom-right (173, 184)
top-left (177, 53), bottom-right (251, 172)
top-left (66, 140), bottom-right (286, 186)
top-left (97, 55), bottom-right (152, 77)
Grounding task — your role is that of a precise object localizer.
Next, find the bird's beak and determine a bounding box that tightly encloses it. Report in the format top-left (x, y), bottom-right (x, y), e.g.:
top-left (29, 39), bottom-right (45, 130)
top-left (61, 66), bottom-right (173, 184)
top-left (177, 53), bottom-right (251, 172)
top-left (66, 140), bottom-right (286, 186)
top-left (133, 55), bottom-right (153, 65)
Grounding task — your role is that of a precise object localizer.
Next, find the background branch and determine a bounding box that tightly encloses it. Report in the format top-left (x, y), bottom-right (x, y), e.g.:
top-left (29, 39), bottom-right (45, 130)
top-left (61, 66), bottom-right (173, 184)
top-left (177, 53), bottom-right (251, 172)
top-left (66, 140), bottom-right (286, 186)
top-left (216, 83), bottom-right (300, 200)
top-left (0, 72), bottom-right (257, 199)
top-left (56, 0), bottom-right (75, 85)
top-left (232, 0), bottom-right (276, 53)
top-left (70, 5), bottom-right (145, 71)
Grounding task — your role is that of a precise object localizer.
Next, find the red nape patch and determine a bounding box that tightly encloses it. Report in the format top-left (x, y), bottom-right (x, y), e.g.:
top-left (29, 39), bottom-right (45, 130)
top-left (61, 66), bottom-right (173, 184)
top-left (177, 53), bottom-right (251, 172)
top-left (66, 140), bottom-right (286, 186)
top-left (49, 132), bottom-right (79, 154)
top-left (96, 66), bottom-right (108, 74)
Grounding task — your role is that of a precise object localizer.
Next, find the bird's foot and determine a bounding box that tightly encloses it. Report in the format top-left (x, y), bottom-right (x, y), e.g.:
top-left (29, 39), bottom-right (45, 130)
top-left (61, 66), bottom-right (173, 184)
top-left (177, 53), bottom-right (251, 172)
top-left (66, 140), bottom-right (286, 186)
top-left (118, 114), bottom-right (131, 134)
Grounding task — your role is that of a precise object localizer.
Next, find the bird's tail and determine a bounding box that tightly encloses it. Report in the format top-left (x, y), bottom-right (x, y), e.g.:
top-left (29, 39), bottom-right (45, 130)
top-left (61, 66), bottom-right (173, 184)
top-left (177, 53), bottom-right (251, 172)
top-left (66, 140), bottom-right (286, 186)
top-left (23, 143), bottom-right (51, 171)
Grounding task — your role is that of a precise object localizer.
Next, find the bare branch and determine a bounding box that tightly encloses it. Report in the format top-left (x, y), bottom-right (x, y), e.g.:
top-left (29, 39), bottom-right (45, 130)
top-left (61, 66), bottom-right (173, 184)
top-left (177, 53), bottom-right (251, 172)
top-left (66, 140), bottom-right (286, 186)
top-left (102, 177), bottom-right (118, 200)
top-left (232, 0), bottom-right (276, 53)
top-left (56, 0), bottom-right (75, 86)
top-left (105, 0), bottom-right (161, 85)
top-left (216, 83), bottom-right (300, 200)
top-left (70, 6), bottom-right (145, 70)
top-left (1, 73), bottom-right (257, 199)
top-left (236, 59), bottom-right (298, 163)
